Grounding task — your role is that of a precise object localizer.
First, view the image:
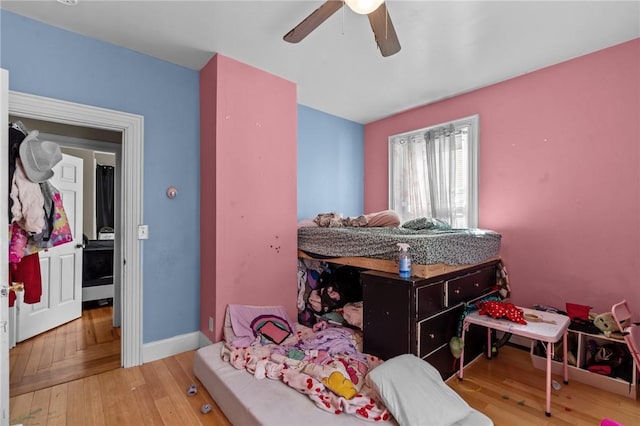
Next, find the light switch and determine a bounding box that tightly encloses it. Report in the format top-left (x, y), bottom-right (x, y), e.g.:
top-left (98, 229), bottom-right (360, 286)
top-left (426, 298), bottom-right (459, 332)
top-left (138, 225), bottom-right (149, 240)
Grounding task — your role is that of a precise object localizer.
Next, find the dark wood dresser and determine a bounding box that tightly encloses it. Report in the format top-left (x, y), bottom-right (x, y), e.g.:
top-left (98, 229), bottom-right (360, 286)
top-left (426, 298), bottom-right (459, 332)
top-left (361, 259), bottom-right (499, 379)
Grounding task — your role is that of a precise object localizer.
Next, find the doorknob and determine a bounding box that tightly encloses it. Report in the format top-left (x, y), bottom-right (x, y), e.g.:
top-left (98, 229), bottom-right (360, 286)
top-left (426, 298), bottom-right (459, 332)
top-left (9, 282), bottom-right (24, 292)
top-left (75, 243), bottom-right (85, 249)
top-left (0, 282), bottom-right (24, 297)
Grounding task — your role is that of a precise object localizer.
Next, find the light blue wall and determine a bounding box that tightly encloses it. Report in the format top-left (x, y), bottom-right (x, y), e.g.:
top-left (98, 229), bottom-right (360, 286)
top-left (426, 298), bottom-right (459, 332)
top-left (1, 10), bottom-right (201, 343)
top-left (297, 105), bottom-right (364, 220)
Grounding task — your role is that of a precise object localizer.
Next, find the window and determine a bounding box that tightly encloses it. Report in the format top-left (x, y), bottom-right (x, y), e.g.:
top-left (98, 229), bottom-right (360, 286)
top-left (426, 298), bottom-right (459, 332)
top-left (388, 115), bottom-right (479, 228)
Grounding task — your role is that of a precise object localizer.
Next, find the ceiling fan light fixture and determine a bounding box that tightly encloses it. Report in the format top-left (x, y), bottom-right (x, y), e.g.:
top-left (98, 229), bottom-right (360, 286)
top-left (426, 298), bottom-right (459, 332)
top-left (344, 0), bottom-right (384, 15)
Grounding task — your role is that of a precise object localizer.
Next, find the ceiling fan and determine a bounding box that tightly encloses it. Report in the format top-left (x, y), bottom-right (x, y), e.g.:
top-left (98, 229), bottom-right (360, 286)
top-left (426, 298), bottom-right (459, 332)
top-left (283, 0), bottom-right (401, 57)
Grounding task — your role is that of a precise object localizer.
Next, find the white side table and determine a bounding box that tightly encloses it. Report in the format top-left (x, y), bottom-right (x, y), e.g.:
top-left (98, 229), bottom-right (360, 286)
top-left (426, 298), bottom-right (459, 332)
top-left (458, 307), bottom-right (570, 416)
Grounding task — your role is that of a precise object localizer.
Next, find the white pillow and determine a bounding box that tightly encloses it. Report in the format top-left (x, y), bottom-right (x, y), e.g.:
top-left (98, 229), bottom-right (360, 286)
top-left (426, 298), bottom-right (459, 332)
top-left (366, 354), bottom-right (472, 426)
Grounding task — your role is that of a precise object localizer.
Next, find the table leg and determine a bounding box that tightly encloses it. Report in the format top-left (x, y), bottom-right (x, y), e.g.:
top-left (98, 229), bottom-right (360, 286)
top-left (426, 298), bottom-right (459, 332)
top-left (458, 321), bottom-right (469, 380)
top-left (545, 341), bottom-right (552, 417)
top-left (487, 328), bottom-right (492, 359)
top-left (563, 331), bottom-right (569, 384)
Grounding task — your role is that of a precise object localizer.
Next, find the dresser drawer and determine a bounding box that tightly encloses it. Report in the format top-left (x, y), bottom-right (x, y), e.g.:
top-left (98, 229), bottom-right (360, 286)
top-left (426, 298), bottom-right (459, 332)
top-left (423, 344), bottom-right (455, 380)
top-left (418, 310), bottom-right (457, 357)
top-left (446, 266), bottom-right (495, 306)
top-left (416, 281), bottom-right (445, 319)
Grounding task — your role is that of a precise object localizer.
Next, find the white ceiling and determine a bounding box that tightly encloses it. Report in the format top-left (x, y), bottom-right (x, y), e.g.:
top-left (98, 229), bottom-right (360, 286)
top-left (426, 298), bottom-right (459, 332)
top-left (2, 1), bottom-right (639, 123)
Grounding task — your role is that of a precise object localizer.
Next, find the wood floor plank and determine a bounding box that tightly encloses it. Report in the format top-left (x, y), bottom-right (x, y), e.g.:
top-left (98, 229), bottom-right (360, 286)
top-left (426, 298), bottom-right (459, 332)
top-left (52, 323), bottom-right (68, 363)
top-left (22, 334), bottom-right (44, 377)
top-left (83, 374), bottom-right (106, 426)
top-left (8, 392), bottom-right (34, 425)
top-left (25, 387), bottom-right (51, 426)
top-left (64, 317), bottom-right (79, 358)
top-left (65, 379), bottom-right (86, 426)
top-left (36, 327), bottom-right (56, 370)
top-left (139, 361), bottom-right (168, 401)
top-left (174, 350), bottom-right (231, 426)
top-left (152, 359), bottom-right (203, 425)
top-left (153, 395), bottom-right (182, 425)
top-left (47, 382), bottom-right (68, 426)
top-left (80, 308), bottom-right (95, 349)
top-left (9, 340), bottom-right (29, 384)
top-left (98, 368), bottom-right (125, 426)
top-left (106, 368), bottom-right (146, 426)
top-left (130, 382), bottom-right (165, 426)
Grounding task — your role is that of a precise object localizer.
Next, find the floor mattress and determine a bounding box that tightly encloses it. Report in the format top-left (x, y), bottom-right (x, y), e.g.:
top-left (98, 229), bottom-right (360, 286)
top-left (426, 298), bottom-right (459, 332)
top-left (193, 342), bottom-right (493, 426)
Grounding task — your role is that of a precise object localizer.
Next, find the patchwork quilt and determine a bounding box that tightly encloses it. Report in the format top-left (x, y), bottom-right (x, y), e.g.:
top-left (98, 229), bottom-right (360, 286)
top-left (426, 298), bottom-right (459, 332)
top-left (221, 324), bottom-right (392, 422)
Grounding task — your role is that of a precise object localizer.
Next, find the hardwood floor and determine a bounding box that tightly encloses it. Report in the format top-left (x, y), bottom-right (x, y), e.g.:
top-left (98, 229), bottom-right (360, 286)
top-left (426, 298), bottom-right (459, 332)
top-left (447, 345), bottom-right (640, 426)
top-left (9, 350), bottom-right (231, 426)
top-left (9, 343), bottom-right (639, 426)
top-left (10, 302), bottom-right (121, 397)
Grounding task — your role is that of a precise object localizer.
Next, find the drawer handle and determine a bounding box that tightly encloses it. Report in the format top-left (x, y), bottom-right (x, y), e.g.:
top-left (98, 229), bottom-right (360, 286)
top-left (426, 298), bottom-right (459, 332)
top-left (453, 289), bottom-right (461, 294)
top-left (473, 282), bottom-right (479, 288)
top-left (428, 333), bottom-right (435, 340)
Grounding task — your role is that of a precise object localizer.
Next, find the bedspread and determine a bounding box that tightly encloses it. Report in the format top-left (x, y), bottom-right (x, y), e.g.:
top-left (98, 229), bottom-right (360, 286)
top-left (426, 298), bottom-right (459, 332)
top-left (298, 226), bottom-right (501, 265)
top-left (221, 325), bottom-right (392, 422)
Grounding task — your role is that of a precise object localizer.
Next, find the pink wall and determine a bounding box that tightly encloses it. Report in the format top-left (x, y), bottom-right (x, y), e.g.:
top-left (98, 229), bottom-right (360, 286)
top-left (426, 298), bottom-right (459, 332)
top-left (200, 54), bottom-right (298, 342)
top-left (364, 39), bottom-right (639, 314)
top-left (200, 55), bottom-right (218, 341)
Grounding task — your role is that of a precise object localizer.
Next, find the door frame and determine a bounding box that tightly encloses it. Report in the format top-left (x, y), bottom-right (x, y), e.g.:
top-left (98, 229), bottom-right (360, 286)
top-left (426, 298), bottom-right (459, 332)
top-left (8, 90), bottom-right (144, 368)
top-left (1, 68), bottom-right (10, 426)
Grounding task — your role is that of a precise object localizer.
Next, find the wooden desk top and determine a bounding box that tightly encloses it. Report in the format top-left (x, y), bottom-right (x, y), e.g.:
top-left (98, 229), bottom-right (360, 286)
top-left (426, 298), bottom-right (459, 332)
top-left (465, 307), bottom-right (570, 342)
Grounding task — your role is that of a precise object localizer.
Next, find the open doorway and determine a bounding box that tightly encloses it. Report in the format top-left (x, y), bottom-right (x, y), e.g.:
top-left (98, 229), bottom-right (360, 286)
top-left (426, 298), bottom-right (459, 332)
top-left (6, 89), bottom-right (145, 397)
top-left (8, 117), bottom-right (123, 395)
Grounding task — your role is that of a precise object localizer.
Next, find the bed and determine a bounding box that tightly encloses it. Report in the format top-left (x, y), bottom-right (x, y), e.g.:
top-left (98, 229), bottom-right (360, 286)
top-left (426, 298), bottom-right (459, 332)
top-left (192, 214), bottom-right (500, 424)
top-left (297, 214), bottom-right (502, 280)
top-left (193, 307), bottom-right (494, 426)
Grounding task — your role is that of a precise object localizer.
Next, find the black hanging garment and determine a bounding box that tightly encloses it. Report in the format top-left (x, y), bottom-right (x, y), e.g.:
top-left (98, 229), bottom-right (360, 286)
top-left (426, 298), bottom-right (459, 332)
top-left (96, 164), bottom-right (115, 233)
top-left (8, 122), bottom-right (28, 222)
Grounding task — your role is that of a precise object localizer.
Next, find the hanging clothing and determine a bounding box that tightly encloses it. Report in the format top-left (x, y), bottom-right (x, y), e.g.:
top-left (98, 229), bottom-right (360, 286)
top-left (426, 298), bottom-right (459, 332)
top-left (96, 164), bottom-right (115, 233)
top-left (8, 253), bottom-right (42, 307)
top-left (8, 122), bottom-right (28, 222)
top-left (8, 182), bottom-right (73, 260)
top-left (40, 181), bottom-right (73, 248)
top-left (10, 158), bottom-right (46, 235)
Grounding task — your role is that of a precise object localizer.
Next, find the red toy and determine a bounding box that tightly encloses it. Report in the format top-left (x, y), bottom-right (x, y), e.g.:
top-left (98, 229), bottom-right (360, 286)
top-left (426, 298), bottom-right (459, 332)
top-left (477, 301), bottom-right (527, 325)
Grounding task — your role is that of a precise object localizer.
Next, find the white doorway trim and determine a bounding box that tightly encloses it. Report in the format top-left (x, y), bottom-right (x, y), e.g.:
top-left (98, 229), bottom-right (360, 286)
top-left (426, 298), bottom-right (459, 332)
top-left (9, 91), bottom-right (144, 367)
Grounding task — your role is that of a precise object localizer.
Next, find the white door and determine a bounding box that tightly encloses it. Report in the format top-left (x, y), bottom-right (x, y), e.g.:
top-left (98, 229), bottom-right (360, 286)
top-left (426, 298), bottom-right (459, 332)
top-left (16, 153), bottom-right (83, 341)
top-left (1, 67), bottom-right (10, 426)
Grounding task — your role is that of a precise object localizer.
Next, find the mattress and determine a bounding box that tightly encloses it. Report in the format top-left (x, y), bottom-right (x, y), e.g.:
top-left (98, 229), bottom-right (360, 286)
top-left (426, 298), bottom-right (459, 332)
top-left (193, 342), bottom-right (493, 426)
top-left (298, 227), bottom-right (501, 266)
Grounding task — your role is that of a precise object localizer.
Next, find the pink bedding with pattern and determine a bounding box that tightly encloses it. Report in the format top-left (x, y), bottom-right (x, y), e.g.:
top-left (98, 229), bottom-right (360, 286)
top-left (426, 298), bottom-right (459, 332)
top-left (221, 323), bottom-right (392, 422)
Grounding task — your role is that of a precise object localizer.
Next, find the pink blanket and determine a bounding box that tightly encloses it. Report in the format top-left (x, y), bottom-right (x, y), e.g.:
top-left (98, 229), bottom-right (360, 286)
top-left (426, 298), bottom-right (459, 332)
top-left (221, 324), bottom-right (391, 422)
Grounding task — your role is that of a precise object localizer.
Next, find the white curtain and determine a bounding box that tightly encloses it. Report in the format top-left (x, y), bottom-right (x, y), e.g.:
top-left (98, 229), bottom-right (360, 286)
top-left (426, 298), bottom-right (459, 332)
top-left (390, 125), bottom-right (464, 227)
top-left (425, 125), bottom-right (458, 226)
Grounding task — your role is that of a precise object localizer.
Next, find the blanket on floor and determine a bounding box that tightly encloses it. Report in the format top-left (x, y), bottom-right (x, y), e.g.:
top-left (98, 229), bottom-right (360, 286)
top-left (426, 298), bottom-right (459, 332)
top-left (221, 324), bottom-right (392, 422)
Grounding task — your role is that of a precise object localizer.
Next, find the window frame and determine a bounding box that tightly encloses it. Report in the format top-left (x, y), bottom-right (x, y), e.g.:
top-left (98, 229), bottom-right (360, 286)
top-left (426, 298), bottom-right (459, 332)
top-left (387, 114), bottom-right (479, 228)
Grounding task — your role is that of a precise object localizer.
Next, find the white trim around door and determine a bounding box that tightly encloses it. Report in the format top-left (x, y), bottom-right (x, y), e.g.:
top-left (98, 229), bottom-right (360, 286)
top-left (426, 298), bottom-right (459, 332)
top-left (8, 91), bottom-right (144, 368)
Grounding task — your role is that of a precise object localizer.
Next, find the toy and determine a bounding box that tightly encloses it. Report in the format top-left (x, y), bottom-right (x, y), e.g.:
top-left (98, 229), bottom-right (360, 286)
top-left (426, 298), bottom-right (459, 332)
top-left (477, 301), bottom-right (527, 325)
top-left (592, 312), bottom-right (620, 337)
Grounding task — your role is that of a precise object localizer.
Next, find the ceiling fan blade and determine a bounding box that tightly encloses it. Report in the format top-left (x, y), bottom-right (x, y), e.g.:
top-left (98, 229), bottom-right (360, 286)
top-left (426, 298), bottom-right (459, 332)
top-left (367, 3), bottom-right (401, 57)
top-left (284, 0), bottom-right (344, 43)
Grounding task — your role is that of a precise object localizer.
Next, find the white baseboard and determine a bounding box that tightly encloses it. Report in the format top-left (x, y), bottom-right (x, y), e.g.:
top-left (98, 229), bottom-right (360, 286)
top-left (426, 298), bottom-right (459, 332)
top-left (142, 331), bottom-right (201, 363)
top-left (141, 331), bottom-right (215, 364)
top-left (198, 331), bottom-right (213, 348)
